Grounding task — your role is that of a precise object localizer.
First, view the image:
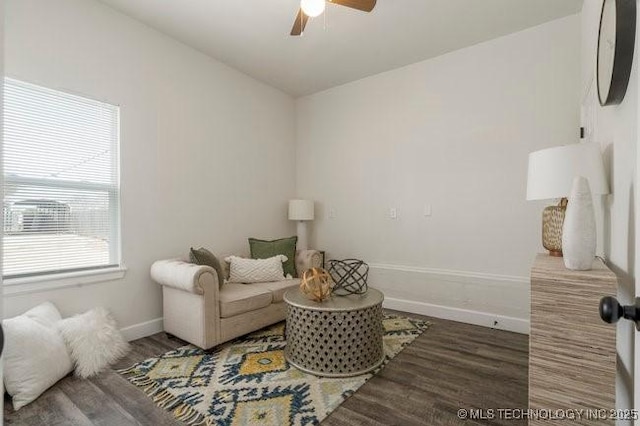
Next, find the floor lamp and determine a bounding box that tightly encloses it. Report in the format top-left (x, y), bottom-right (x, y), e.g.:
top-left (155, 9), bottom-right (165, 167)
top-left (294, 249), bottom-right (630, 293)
top-left (289, 200), bottom-right (314, 251)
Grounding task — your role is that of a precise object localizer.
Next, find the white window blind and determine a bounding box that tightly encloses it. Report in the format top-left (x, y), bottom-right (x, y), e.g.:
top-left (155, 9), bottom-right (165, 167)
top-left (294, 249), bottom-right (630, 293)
top-left (3, 78), bottom-right (121, 279)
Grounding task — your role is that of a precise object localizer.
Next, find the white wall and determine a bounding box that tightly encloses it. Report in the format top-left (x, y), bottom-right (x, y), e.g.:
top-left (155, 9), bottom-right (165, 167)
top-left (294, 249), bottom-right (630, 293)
top-left (581, 1), bottom-right (639, 420)
top-left (3, 0), bottom-right (296, 335)
top-left (296, 15), bottom-right (581, 333)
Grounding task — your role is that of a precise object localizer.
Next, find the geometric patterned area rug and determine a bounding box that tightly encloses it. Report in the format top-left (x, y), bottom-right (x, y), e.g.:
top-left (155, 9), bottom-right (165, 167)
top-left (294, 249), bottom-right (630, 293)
top-left (118, 314), bottom-right (430, 426)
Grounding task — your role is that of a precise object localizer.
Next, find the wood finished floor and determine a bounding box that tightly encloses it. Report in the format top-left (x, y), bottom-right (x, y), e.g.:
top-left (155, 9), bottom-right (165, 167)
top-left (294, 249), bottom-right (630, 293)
top-left (4, 311), bottom-right (528, 426)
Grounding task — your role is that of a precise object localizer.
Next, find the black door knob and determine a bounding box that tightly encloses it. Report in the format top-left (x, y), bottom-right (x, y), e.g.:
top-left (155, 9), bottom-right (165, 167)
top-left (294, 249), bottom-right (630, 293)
top-left (599, 296), bottom-right (640, 330)
top-left (600, 296), bottom-right (624, 323)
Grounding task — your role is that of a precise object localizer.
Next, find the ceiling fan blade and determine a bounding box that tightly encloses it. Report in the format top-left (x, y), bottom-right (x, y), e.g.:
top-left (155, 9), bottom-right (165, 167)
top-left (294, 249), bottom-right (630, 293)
top-left (290, 9), bottom-right (309, 36)
top-left (330, 0), bottom-right (376, 12)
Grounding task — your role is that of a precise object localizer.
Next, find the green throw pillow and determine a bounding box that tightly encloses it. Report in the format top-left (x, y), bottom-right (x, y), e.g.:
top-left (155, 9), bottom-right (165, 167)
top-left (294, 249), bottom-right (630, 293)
top-left (249, 236), bottom-right (298, 278)
top-left (189, 247), bottom-right (225, 288)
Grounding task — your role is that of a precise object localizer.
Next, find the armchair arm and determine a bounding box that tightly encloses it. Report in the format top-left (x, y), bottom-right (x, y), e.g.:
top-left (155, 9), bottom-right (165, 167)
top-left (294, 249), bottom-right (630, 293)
top-left (150, 259), bottom-right (219, 295)
top-left (295, 250), bottom-right (323, 275)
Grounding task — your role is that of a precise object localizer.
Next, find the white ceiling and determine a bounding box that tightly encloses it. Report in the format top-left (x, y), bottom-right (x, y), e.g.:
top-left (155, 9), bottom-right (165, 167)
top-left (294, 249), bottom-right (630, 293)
top-left (98, 0), bottom-right (583, 97)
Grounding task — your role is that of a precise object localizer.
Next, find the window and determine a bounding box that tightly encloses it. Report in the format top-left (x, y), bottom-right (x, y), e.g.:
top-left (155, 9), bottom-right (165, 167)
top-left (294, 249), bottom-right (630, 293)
top-left (3, 78), bottom-right (121, 280)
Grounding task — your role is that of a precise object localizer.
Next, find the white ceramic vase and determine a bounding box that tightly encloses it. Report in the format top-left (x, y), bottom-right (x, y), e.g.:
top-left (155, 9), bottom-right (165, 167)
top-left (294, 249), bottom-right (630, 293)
top-left (562, 176), bottom-right (596, 270)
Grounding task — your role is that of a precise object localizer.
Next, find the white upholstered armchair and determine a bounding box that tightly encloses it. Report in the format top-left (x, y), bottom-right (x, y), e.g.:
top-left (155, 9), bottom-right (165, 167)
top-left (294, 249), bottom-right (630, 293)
top-left (150, 250), bottom-right (322, 349)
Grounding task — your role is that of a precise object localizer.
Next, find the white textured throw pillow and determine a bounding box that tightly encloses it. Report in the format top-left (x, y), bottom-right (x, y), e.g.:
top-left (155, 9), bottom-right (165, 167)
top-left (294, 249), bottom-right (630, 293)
top-left (225, 255), bottom-right (288, 283)
top-left (3, 302), bottom-right (73, 410)
top-left (57, 307), bottom-right (130, 379)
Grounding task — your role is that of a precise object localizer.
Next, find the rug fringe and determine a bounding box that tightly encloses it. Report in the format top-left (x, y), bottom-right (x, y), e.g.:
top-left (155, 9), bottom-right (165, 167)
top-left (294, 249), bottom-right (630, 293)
top-left (118, 368), bottom-right (159, 390)
top-left (120, 370), bottom-right (207, 425)
top-left (154, 389), bottom-right (176, 407)
top-left (174, 404), bottom-right (206, 425)
top-left (117, 365), bottom-right (140, 375)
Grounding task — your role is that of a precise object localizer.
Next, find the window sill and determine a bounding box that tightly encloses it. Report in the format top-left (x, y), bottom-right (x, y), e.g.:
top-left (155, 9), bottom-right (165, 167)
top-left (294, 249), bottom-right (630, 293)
top-left (4, 266), bottom-right (127, 296)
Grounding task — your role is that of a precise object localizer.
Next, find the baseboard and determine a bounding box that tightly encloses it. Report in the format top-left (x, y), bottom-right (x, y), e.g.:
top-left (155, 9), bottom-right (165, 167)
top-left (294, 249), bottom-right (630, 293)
top-left (383, 297), bottom-right (530, 334)
top-left (367, 262), bottom-right (529, 334)
top-left (120, 317), bottom-right (164, 342)
top-left (368, 262), bottom-right (529, 285)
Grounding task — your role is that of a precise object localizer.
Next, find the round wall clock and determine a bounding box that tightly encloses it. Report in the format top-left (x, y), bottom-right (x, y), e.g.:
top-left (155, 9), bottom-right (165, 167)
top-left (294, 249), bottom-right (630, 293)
top-left (597, 0), bottom-right (636, 106)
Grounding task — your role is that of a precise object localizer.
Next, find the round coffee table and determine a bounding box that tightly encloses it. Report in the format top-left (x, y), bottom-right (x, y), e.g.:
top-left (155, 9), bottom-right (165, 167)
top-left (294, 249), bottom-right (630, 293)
top-left (283, 288), bottom-right (384, 377)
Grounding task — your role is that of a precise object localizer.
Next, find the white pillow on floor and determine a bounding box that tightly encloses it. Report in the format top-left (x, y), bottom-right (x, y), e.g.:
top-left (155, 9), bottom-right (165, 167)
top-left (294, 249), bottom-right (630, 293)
top-left (3, 302), bottom-right (73, 410)
top-left (57, 307), bottom-right (130, 379)
top-left (225, 255), bottom-right (289, 283)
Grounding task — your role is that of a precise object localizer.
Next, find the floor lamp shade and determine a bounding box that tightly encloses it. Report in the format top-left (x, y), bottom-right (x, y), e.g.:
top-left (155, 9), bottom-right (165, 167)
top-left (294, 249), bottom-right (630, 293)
top-left (289, 200), bottom-right (315, 221)
top-left (526, 143), bottom-right (609, 256)
top-left (289, 200), bottom-right (314, 251)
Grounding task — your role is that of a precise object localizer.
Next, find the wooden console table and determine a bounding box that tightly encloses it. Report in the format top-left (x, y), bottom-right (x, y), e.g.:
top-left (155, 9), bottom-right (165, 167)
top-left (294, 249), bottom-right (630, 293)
top-left (529, 254), bottom-right (617, 425)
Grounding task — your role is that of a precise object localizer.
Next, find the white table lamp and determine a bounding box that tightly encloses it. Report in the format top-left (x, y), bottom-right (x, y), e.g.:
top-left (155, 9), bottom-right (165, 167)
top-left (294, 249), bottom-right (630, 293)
top-left (526, 143), bottom-right (609, 256)
top-left (289, 199), bottom-right (314, 251)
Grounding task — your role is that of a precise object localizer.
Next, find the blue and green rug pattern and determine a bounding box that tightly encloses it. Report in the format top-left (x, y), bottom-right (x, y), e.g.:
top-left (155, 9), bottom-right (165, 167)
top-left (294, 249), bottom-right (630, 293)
top-left (119, 314), bottom-right (430, 426)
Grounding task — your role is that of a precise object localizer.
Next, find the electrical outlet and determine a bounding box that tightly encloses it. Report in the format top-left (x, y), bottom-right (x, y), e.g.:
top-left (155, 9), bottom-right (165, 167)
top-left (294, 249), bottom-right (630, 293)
top-left (329, 209), bottom-right (336, 219)
top-left (390, 208), bottom-right (398, 219)
top-left (423, 205), bottom-right (432, 217)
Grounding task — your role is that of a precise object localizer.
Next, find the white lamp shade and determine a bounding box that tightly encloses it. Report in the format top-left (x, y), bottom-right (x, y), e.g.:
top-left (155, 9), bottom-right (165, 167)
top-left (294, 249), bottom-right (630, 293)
top-left (526, 143), bottom-right (609, 200)
top-left (289, 199), bottom-right (314, 221)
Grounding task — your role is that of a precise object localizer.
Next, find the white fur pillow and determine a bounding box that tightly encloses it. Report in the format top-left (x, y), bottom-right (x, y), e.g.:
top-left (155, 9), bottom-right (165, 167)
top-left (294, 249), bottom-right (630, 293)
top-left (56, 307), bottom-right (130, 378)
top-left (224, 255), bottom-right (289, 283)
top-left (3, 302), bottom-right (73, 410)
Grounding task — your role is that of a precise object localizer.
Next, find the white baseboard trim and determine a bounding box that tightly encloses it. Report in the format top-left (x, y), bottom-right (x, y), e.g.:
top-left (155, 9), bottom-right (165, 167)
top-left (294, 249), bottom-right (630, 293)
top-left (120, 317), bottom-right (164, 342)
top-left (368, 262), bottom-right (529, 285)
top-left (383, 297), bottom-right (530, 334)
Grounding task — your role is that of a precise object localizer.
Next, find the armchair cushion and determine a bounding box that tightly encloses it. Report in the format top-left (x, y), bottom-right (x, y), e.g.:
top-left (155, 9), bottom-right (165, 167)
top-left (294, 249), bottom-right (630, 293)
top-left (249, 236), bottom-right (298, 277)
top-left (219, 284), bottom-right (273, 318)
top-left (189, 247), bottom-right (225, 288)
top-left (259, 279), bottom-right (301, 302)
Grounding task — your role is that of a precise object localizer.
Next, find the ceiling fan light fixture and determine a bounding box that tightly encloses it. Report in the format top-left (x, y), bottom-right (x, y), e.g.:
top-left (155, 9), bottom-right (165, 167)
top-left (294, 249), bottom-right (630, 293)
top-left (300, 0), bottom-right (326, 18)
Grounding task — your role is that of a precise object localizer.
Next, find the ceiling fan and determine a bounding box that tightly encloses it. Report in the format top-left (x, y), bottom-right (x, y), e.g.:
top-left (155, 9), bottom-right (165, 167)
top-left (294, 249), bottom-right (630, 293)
top-left (290, 0), bottom-right (377, 36)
